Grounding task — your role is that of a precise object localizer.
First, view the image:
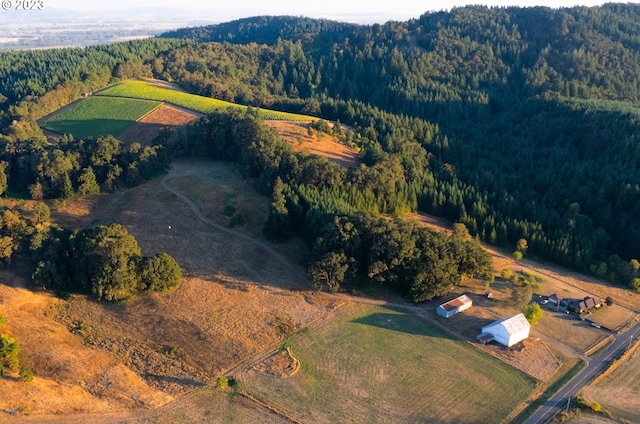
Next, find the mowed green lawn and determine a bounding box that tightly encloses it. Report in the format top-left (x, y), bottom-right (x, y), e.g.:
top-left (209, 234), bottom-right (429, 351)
top-left (97, 80), bottom-right (314, 121)
top-left (42, 96), bottom-right (161, 139)
top-left (239, 304), bottom-right (537, 424)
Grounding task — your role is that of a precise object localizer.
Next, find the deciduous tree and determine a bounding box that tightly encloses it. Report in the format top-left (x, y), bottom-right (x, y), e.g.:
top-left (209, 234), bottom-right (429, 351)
top-left (309, 252), bottom-right (349, 292)
top-left (140, 252), bottom-right (182, 292)
top-left (522, 302), bottom-right (543, 324)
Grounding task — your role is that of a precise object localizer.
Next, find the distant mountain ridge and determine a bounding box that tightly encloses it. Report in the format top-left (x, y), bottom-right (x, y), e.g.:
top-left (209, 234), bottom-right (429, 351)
top-left (161, 15), bottom-right (361, 47)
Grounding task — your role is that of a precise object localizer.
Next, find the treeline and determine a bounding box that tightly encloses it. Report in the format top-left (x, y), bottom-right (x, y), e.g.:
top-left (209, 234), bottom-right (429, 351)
top-left (0, 38), bottom-right (186, 106)
top-left (32, 223), bottom-right (181, 301)
top-left (307, 214), bottom-right (492, 301)
top-left (0, 134), bottom-right (169, 199)
top-left (162, 15), bottom-right (359, 48)
top-left (183, 110), bottom-right (492, 301)
top-left (162, 5), bottom-right (640, 105)
top-left (155, 6), bottom-right (640, 287)
top-left (0, 201), bottom-right (180, 302)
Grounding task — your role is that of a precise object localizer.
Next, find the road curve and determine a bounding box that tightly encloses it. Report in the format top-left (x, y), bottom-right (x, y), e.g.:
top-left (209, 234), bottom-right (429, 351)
top-left (524, 320), bottom-right (640, 424)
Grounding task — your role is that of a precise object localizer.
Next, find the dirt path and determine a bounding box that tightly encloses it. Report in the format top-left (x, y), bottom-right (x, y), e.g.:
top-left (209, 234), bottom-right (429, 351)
top-left (161, 162), bottom-right (428, 317)
top-left (161, 162), bottom-right (309, 283)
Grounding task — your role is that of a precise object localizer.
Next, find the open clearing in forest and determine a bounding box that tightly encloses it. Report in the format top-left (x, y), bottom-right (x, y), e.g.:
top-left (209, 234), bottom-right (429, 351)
top-left (118, 103), bottom-right (200, 145)
top-left (266, 120), bottom-right (360, 168)
top-left (237, 303), bottom-right (537, 424)
top-left (41, 79), bottom-right (316, 142)
top-left (41, 96), bottom-right (162, 139)
top-left (581, 342), bottom-right (640, 423)
top-left (97, 80), bottom-right (315, 121)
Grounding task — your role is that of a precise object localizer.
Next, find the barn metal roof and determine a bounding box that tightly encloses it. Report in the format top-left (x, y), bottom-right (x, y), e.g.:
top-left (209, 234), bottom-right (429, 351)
top-left (439, 294), bottom-right (473, 312)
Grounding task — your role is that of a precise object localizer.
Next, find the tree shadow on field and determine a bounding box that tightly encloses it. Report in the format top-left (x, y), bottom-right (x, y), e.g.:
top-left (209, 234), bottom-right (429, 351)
top-left (43, 118), bottom-right (133, 140)
top-left (351, 312), bottom-right (456, 340)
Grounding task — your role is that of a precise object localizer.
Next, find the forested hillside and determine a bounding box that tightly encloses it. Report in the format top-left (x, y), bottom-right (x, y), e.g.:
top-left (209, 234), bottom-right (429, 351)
top-left (1, 4), bottom-right (640, 298)
top-left (159, 4), bottom-right (640, 286)
top-left (0, 39), bottom-right (186, 302)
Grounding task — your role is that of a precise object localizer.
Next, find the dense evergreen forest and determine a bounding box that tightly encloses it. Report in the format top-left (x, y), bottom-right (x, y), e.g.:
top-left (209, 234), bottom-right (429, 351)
top-left (161, 4), bottom-right (640, 287)
top-left (1, 4), bottom-right (640, 299)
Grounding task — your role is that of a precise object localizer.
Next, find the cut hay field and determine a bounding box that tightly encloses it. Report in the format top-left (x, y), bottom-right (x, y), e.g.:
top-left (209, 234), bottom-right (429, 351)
top-left (98, 81), bottom-right (315, 121)
top-left (237, 303), bottom-right (537, 424)
top-left (41, 96), bottom-right (162, 139)
top-left (581, 342), bottom-right (640, 423)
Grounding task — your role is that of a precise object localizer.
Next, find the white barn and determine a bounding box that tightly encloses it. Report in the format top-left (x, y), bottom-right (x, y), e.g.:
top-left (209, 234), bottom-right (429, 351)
top-left (437, 294), bottom-right (473, 318)
top-left (478, 313), bottom-right (530, 347)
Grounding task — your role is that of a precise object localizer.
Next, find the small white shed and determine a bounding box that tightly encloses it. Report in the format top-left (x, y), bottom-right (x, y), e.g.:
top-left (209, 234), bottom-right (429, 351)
top-left (437, 294), bottom-right (473, 318)
top-left (478, 313), bottom-right (530, 347)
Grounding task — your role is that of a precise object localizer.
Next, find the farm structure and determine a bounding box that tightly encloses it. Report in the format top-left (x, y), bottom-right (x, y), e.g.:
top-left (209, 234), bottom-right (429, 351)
top-left (548, 294), bottom-right (564, 305)
top-left (478, 313), bottom-right (530, 347)
top-left (568, 297), bottom-right (600, 314)
top-left (437, 294), bottom-right (473, 318)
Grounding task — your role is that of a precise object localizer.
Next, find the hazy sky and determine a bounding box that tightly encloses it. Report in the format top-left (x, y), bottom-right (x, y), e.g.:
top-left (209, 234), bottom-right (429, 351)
top-left (49, 0), bottom-right (614, 22)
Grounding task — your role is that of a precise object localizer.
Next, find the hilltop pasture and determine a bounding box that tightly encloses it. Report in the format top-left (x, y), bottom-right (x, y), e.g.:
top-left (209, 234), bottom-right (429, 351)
top-left (97, 80), bottom-right (315, 121)
top-left (41, 96), bottom-right (162, 139)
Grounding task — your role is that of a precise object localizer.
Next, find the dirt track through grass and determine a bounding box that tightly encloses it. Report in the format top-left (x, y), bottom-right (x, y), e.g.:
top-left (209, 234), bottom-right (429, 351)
top-left (161, 163), bottom-right (434, 316)
top-left (161, 162), bottom-right (309, 284)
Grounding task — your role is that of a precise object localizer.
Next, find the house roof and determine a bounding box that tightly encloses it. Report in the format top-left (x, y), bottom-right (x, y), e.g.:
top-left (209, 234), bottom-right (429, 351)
top-left (570, 297), bottom-right (597, 311)
top-left (439, 294), bottom-right (472, 312)
top-left (483, 313), bottom-right (530, 336)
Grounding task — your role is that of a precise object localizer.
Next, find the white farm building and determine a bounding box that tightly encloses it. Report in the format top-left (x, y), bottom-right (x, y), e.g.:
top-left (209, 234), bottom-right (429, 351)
top-left (437, 294), bottom-right (473, 318)
top-left (478, 313), bottom-right (530, 347)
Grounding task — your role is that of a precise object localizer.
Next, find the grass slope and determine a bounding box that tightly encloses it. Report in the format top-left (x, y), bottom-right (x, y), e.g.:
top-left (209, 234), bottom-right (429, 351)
top-left (582, 343), bottom-right (640, 423)
top-left (240, 303), bottom-right (537, 424)
top-left (42, 96), bottom-right (162, 139)
top-left (97, 81), bottom-right (314, 121)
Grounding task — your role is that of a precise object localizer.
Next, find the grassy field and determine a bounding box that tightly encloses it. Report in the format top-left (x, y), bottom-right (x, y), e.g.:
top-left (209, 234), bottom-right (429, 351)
top-left (98, 81), bottom-right (315, 121)
top-left (266, 120), bottom-right (359, 168)
top-left (0, 159), bottom-right (332, 419)
top-left (41, 96), bottom-right (162, 139)
top-left (587, 304), bottom-right (635, 331)
top-left (582, 342), bottom-right (640, 423)
top-left (238, 303), bottom-right (537, 424)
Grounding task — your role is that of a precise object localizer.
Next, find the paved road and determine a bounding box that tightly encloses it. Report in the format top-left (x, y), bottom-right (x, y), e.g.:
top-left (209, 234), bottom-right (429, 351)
top-left (524, 320), bottom-right (640, 424)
